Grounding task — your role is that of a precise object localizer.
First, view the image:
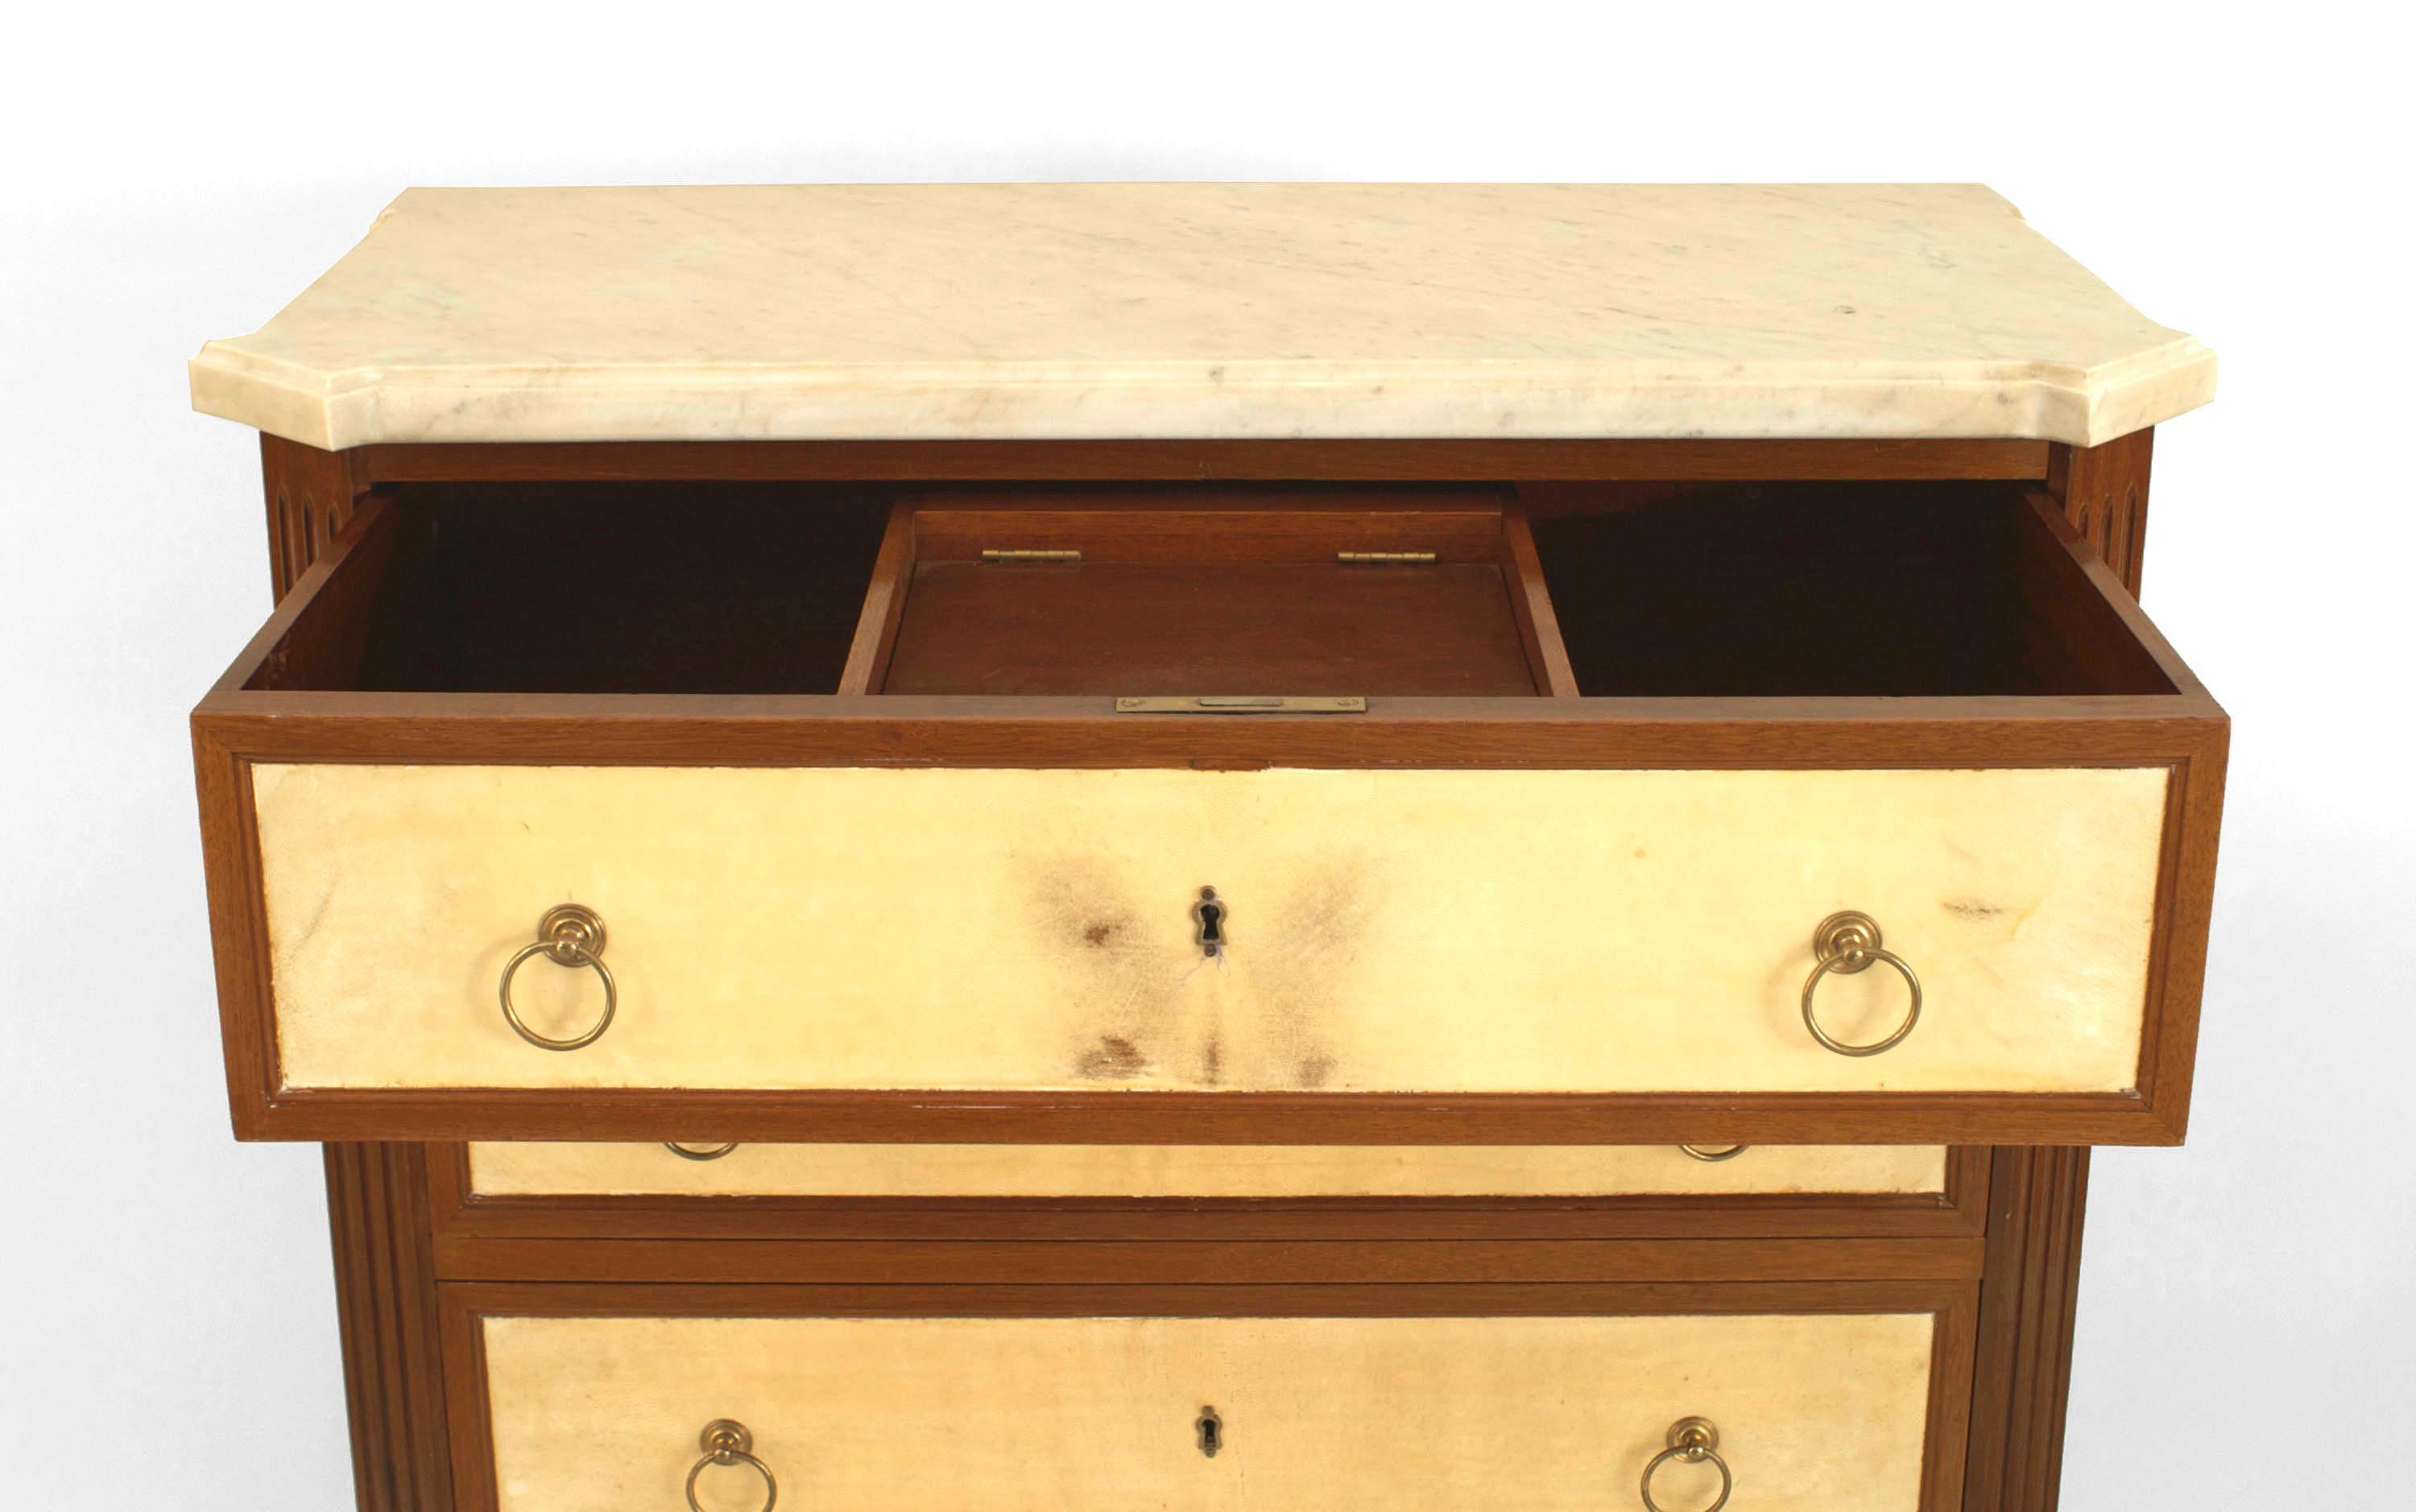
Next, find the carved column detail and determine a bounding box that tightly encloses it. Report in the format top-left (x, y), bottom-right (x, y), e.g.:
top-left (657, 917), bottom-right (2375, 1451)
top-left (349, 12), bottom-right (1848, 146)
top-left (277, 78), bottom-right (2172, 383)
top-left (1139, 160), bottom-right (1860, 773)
top-left (2048, 428), bottom-right (2153, 597)
top-left (263, 434), bottom-right (366, 599)
top-left (324, 1142), bottom-right (454, 1512)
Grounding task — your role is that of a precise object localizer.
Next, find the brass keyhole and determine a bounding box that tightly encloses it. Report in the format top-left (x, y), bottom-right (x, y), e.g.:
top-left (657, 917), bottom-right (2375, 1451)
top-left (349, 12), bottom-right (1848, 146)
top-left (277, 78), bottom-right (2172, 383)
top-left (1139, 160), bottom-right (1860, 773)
top-left (1193, 887), bottom-right (1227, 958)
top-left (1196, 1406), bottom-right (1222, 1458)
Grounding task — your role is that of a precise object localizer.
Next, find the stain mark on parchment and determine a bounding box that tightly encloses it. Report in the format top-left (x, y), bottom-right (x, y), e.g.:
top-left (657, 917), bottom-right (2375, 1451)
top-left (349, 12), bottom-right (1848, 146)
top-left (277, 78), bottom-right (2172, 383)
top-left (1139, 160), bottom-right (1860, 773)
top-left (1024, 851), bottom-right (1381, 1090)
top-left (1028, 864), bottom-right (1148, 958)
top-left (290, 882), bottom-right (337, 949)
top-left (1026, 859), bottom-right (1179, 1083)
top-left (1076, 1035), bottom-right (1148, 1080)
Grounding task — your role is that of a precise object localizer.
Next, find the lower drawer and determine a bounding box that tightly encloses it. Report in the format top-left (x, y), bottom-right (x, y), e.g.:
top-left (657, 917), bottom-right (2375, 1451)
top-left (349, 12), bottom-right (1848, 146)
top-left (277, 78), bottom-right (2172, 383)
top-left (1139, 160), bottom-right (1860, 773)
top-left (447, 1285), bottom-right (1971, 1511)
top-left (463, 1141), bottom-right (1951, 1198)
top-left (428, 1146), bottom-right (1988, 1254)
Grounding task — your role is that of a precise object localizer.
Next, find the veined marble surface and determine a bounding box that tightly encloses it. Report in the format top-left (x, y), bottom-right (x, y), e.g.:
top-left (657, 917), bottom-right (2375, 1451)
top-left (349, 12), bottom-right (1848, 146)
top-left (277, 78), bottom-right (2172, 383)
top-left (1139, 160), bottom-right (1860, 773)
top-left (188, 184), bottom-right (2213, 448)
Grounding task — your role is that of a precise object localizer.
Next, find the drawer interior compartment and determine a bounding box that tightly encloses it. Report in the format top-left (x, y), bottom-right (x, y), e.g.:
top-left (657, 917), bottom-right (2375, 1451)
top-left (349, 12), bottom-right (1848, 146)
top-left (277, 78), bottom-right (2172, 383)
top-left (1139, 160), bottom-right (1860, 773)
top-left (234, 477), bottom-right (2181, 702)
top-left (450, 1289), bottom-right (1967, 1512)
top-left (853, 485), bottom-right (1563, 696)
top-left (1524, 481), bottom-right (2175, 696)
top-left (245, 482), bottom-right (895, 694)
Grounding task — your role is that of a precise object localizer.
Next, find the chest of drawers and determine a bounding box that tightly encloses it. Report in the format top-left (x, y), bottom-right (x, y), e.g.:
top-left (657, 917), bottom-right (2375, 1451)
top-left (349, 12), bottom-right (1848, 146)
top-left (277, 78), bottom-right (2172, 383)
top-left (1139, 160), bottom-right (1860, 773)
top-left (188, 183), bottom-right (2220, 1510)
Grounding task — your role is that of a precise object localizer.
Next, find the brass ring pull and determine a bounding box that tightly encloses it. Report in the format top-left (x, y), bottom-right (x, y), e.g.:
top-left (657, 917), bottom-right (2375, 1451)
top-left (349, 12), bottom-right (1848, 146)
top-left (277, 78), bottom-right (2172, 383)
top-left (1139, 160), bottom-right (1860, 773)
top-left (665, 1142), bottom-right (738, 1161)
top-left (1680, 1144), bottom-right (1748, 1162)
top-left (686, 1419), bottom-right (776, 1512)
top-left (1640, 1415), bottom-right (1731, 1512)
top-left (498, 904), bottom-right (616, 1051)
top-left (1799, 910), bottom-right (1922, 1058)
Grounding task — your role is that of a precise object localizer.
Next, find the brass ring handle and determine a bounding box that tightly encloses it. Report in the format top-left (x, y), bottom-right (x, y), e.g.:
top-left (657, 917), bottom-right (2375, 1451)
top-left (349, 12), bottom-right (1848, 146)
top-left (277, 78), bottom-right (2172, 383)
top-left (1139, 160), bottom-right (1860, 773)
top-left (1639, 1415), bottom-right (1731, 1512)
top-left (1680, 1144), bottom-right (1748, 1162)
top-left (1799, 910), bottom-right (1922, 1058)
top-left (686, 1419), bottom-right (776, 1512)
top-left (498, 904), bottom-right (616, 1051)
top-left (665, 1142), bottom-right (739, 1161)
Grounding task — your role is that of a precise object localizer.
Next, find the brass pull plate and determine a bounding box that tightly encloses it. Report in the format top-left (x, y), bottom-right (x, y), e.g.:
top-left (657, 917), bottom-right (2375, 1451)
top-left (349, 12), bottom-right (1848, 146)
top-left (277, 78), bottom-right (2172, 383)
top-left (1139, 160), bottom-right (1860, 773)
top-left (1800, 910), bottom-right (1923, 1057)
top-left (1640, 1416), bottom-right (1731, 1512)
top-left (498, 903), bottom-right (616, 1051)
top-left (686, 1419), bottom-right (776, 1512)
top-left (980, 548), bottom-right (1082, 563)
top-left (1115, 696), bottom-right (1367, 714)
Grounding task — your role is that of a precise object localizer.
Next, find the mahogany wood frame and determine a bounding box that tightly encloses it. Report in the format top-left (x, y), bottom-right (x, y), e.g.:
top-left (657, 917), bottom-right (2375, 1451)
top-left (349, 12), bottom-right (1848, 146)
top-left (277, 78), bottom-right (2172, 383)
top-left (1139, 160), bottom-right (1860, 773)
top-left (265, 435), bottom-right (2149, 1512)
top-left (436, 1279), bottom-right (1982, 1512)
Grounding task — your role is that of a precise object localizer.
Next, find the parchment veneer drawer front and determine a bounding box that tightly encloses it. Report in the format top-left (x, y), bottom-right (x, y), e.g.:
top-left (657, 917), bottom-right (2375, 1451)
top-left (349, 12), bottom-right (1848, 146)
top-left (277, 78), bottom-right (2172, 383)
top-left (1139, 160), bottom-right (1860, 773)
top-left (465, 1141), bottom-right (1950, 1197)
top-left (196, 479), bottom-right (2224, 1144)
top-left (256, 764), bottom-right (2166, 1083)
top-left (465, 1308), bottom-right (1951, 1512)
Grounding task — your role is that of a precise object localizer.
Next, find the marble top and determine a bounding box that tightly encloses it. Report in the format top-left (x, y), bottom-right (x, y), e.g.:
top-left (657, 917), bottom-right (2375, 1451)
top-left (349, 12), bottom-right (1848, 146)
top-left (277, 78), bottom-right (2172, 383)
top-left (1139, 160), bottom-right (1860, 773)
top-left (188, 184), bottom-right (2212, 449)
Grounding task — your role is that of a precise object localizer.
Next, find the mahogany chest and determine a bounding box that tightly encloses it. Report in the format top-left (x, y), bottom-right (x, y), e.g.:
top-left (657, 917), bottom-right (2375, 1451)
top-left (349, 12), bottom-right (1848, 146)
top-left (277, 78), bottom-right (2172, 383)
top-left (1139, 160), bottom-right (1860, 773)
top-left (188, 183), bottom-right (2222, 1511)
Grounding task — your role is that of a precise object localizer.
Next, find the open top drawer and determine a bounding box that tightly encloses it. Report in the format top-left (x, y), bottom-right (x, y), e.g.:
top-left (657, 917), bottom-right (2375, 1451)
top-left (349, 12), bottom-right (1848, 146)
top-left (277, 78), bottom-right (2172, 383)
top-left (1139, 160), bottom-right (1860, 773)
top-left (193, 477), bottom-right (2224, 1144)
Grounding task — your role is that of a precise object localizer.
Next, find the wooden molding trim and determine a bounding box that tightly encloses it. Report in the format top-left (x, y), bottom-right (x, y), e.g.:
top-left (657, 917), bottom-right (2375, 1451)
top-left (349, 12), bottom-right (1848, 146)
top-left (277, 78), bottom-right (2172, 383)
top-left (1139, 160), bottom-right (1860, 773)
top-left (430, 1234), bottom-right (1988, 1286)
top-left (355, 436), bottom-right (2054, 485)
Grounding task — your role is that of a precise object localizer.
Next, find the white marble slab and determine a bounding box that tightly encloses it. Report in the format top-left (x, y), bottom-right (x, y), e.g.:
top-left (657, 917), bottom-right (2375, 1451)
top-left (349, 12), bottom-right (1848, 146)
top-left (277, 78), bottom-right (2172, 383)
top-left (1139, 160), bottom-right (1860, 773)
top-left (188, 184), bottom-right (2212, 448)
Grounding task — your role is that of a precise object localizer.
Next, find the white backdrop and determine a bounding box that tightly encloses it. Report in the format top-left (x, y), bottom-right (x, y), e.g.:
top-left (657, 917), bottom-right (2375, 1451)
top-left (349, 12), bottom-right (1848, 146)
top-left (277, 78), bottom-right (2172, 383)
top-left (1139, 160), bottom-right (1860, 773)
top-left (4, 4), bottom-right (2409, 1506)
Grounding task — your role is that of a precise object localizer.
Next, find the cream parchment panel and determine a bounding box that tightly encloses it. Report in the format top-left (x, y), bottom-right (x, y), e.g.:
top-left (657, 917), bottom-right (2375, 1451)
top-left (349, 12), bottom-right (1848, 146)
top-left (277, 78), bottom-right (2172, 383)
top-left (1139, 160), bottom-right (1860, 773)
top-left (466, 1142), bottom-right (1950, 1197)
top-left (482, 1313), bottom-right (1938, 1512)
top-left (256, 764), bottom-right (2167, 1093)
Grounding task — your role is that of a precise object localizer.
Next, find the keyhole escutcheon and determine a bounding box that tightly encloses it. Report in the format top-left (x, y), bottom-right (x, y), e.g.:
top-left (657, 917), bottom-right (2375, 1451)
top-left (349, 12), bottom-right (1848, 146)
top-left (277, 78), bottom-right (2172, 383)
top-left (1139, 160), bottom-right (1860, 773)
top-left (1193, 887), bottom-right (1227, 958)
top-left (1197, 1405), bottom-right (1223, 1458)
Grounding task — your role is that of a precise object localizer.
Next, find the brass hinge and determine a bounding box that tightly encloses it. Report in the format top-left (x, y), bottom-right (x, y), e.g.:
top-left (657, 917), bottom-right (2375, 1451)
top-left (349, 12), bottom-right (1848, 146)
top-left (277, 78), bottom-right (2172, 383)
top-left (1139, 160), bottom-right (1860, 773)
top-left (1115, 696), bottom-right (1367, 714)
top-left (1335, 550), bottom-right (1437, 564)
top-left (979, 548), bottom-right (1082, 564)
